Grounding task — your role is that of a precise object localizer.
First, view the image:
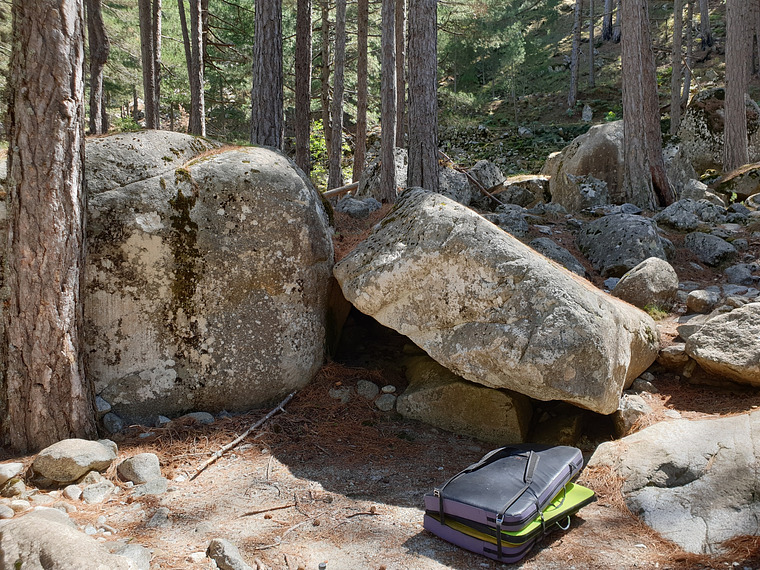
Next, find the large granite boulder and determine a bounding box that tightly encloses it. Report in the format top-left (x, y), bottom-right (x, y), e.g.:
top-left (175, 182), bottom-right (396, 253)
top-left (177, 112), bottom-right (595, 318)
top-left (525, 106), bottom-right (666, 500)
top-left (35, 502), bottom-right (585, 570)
top-left (684, 303), bottom-right (760, 385)
top-left (611, 257), bottom-right (679, 310)
top-left (397, 355), bottom-right (532, 444)
top-left (576, 214), bottom-right (669, 277)
top-left (678, 88), bottom-right (760, 172)
top-left (541, 121), bottom-right (624, 212)
top-left (334, 189), bottom-right (660, 415)
top-left (589, 411), bottom-right (760, 554)
top-left (85, 133), bottom-right (334, 421)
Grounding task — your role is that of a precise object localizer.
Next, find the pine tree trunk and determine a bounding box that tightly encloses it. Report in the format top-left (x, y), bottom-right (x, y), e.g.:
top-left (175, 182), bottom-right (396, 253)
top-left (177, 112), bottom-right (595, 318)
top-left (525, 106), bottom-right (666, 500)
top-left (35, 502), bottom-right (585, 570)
top-left (188, 0), bottom-right (205, 135)
top-left (380, 0), bottom-right (397, 202)
top-left (152, 0), bottom-right (162, 127)
top-left (86, 0), bottom-right (110, 134)
top-left (251, 0), bottom-right (283, 148)
top-left (5, 0), bottom-right (96, 453)
top-left (568, 0), bottom-right (582, 109)
top-left (621, 0), bottom-right (674, 208)
top-left (407, 0), bottom-right (438, 193)
top-left (699, 0), bottom-right (712, 48)
top-left (320, 1), bottom-right (332, 156)
top-left (295, 0), bottom-right (312, 174)
top-left (139, 0), bottom-right (157, 128)
top-left (602, 0), bottom-right (613, 41)
top-left (682, 0), bottom-right (693, 107)
top-left (670, 0), bottom-right (683, 135)
top-left (588, 0), bottom-right (595, 87)
top-left (612, 0), bottom-right (621, 43)
top-left (395, 0), bottom-right (407, 147)
top-left (352, 0), bottom-right (369, 182)
top-left (724, 0), bottom-right (751, 172)
top-left (327, 0), bottom-right (346, 189)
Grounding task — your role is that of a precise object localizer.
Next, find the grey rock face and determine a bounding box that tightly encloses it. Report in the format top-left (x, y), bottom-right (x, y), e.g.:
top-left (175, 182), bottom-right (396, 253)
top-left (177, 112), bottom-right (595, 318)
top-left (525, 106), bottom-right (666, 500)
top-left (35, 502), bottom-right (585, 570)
top-left (467, 160), bottom-right (505, 196)
top-left (32, 439), bottom-right (117, 484)
top-left (576, 214), bottom-right (668, 278)
top-left (398, 355), bottom-right (532, 444)
top-left (613, 393), bottom-right (652, 437)
top-left (81, 480), bottom-right (115, 504)
top-left (611, 257), bottom-right (679, 310)
top-left (335, 196), bottom-right (382, 219)
top-left (724, 263), bottom-right (759, 286)
top-left (84, 135), bottom-right (333, 422)
top-left (356, 147), bottom-right (408, 200)
top-left (0, 464), bottom-right (23, 487)
top-left (685, 290), bottom-right (721, 314)
top-left (113, 544), bottom-right (152, 570)
top-left (117, 453), bottom-right (162, 485)
top-left (663, 143), bottom-right (698, 196)
top-left (653, 199), bottom-right (730, 231)
top-left (589, 411), bottom-right (760, 554)
top-left (541, 121), bottom-right (625, 211)
top-left (683, 231), bottom-right (737, 266)
top-left (334, 189), bottom-right (660, 415)
top-left (484, 206), bottom-right (530, 238)
top-left (685, 303), bottom-right (760, 385)
top-left (437, 166), bottom-right (472, 206)
top-left (0, 508), bottom-right (137, 569)
top-left (207, 538), bottom-right (254, 570)
top-left (529, 237), bottom-right (586, 276)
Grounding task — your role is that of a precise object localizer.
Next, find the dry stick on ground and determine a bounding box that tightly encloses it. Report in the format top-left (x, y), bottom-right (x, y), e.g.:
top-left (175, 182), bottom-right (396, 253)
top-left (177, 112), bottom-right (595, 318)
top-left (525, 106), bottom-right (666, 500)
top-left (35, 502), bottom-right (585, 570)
top-left (240, 503), bottom-right (296, 517)
top-left (437, 149), bottom-right (507, 208)
top-left (190, 392), bottom-right (296, 480)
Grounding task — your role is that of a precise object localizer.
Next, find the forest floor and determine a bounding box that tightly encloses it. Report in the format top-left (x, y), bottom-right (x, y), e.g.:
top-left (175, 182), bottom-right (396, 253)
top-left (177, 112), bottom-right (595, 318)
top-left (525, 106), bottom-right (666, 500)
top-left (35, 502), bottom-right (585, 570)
top-left (5, 203), bottom-right (760, 570)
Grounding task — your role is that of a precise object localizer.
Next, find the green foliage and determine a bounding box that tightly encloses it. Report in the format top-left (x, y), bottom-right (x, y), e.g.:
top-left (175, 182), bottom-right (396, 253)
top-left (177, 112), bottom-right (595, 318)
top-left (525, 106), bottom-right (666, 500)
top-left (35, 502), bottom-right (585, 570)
top-left (643, 304), bottom-right (669, 321)
top-left (112, 116), bottom-right (141, 132)
top-left (604, 111), bottom-right (618, 122)
top-left (310, 120), bottom-right (329, 190)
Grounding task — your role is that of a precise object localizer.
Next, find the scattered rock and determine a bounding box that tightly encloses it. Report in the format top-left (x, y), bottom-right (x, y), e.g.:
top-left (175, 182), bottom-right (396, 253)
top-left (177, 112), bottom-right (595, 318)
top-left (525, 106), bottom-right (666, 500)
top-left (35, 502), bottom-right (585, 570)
top-left (146, 507), bottom-right (171, 529)
top-left (328, 386), bottom-right (353, 404)
top-left (529, 237), bottom-right (586, 276)
top-left (9, 500), bottom-right (30, 513)
top-left (356, 380), bottom-right (380, 400)
top-left (0, 504), bottom-right (14, 519)
top-left (113, 543), bottom-right (152, 570)
top-left (611, 257), bottom-right (679, 310)
top-left (577, 214), bottom-right (668, 277)
top-left (0, 463), bottom-right (24, 487)
top-left (181, 412), bottom-right (215, 425)
top-left (132, 477), bottom-right (169, 497)
top-left (375, 394), bottom-right (397, 412)
top-left (118, 454), bottom-right (162, 485)
top-left (334, 189), bottom-right (660, 415)
top-left (95, 396), bottom-right (112, 419)
top-left (683, 231), bottom-right (737, 266)
top-left (712, 162), bottom-right (760, 201)
top-left (207, 537), bottom-right (254, 570)
top-left (335, 196), bottom-right (382, 219)
top-left (82, 480), bottom-right (115, 504)
top-left (724, 263), bottom-right (759, 286)
top-left (63, 485), bottom-right (82, 501)
top-left (356, 147), bottom-right (408, 201)
top-left (32, 439), bottom-right (117, 484)
top-left (613, 394), bottom-right (652, 437)
top-left (437, 166), bottom-right (472, 206)
top-left (685, 290), bottom-right (721, 314)
top-left (397, 355), bottom-right (532, 444)
top-left (589, 410), bottom-right (760, 554)
top-left (102, 412), bottom-right (125, 434)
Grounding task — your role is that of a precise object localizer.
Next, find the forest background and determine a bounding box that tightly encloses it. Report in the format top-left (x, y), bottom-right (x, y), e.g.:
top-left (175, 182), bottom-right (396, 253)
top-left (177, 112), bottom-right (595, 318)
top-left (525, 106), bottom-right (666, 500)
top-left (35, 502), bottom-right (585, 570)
top-left (0, 0), bottom-right (746, 187)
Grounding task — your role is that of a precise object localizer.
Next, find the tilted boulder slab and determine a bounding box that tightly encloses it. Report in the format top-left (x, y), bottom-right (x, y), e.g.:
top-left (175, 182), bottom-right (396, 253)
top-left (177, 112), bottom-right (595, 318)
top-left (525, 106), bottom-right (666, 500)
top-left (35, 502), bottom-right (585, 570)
top-left (589, 411), bottom-right (760, 554)
top-left (85, 134), bottom-right (333, 422)
top-left (685, 303), bottom-right (760, 385)
top-left (334, 189), bottom-right (660, 414)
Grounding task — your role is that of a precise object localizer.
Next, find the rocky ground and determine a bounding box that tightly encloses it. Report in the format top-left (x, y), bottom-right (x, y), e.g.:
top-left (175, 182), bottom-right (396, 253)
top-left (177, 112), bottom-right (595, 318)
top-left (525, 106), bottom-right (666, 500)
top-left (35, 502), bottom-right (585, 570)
top-left (2, 189), bottom-right (760, 570)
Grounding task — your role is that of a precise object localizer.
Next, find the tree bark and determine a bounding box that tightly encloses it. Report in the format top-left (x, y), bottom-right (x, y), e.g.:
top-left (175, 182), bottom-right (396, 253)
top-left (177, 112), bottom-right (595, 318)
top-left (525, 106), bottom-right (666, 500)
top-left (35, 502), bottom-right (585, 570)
top-left (251, 0), bottom-right (283, 148)
top-left (138, 0), bottom-right (157, 128)
top-left (86, 0), bottom-right (110, 134)
top-left (588, 0), bottom-right (595, 87)
top-left (568, 0), bottom-right (582, 108)
top-left (5, 0), bottom-right (96, 452)
top-left (327, 0), bottom-right (346, 189)
top-left (152, 0), bottom-right (162, 127)
top-left (295, 0), bottom-right (312, 174)
top-left (352, 0), bottom-right (369, 182)
top-left (670, 0), bottom-right (683, 135)
top-left (380, 0), bottom-right (397, 202)
top-left (395, 0), bottom-right (407, 147)
top-left (407, 0), bottom-right (438, 193)
top-left (682, 0), bottom-right (693, 108)
top-left (602, 0), bottom-right (613, 41)
top-left (699, 0), bottom-right (712, 48)
top-left (320, 1), bottom-right (332, 156)
top-left (612, 0), bottom-right (621, 43)
top-left (188, 0), bottom-right (205, 135)
top-left (621, 0), bottom-right (675, 208)
top-left (723, 0), bottom-right (751, 172)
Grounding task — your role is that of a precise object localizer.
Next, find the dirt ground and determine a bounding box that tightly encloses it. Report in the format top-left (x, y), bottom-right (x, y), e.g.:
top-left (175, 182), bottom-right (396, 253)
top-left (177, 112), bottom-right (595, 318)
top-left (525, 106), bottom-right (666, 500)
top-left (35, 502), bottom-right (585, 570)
top-left (5, 199), bottom-right (760, 570)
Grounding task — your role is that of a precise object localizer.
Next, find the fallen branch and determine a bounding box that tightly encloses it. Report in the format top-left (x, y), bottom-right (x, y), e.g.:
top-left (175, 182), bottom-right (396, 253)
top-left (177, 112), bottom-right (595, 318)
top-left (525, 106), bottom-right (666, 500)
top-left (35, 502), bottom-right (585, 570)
top-left (437, 149), bottom-right (507, 208)
top-left (241, 503), bottom-right (296, 517)
top-left (190, 392), bottom-right (296, 480)
top-left (322, 181), bottom-right (359, 198)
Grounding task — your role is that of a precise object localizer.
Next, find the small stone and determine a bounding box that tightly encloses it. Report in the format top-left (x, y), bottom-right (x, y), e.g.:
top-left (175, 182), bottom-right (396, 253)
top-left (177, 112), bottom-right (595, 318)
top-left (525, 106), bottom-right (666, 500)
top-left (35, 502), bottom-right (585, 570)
top-left (156, 415), bottom-right (172, 427)
top-left (686, 290), bottom-right (720, 314)
top-left (2, 479), bottom-right (25, 498)
top-left (84, 523), bottom-right (98, 535)
top-left (102, 412), bottom-right (125, 434)
top-left (603, 277), bottom-right (620, 290)
top-left (146, 506), bottom-right (171, 529)
top-left (132, 476), bottom-right (169, 497)
top-left (82, 480), bottom-right (114, 504)
top-left (181, 412), bottom-right (215, 425)
top-left (0, 504), bottom-right (15, 519)
top-left (30, 493), bottom-right (55, 506)
top-left (356, 380), bottom-right (380, 400)
top-left (79, 470), bottom-right (104, 485)
top-left (114, 543), bottom-right (152, 570)
top-left (97, 439), bottom-right (119, 456)
top-left (381, 385), bottom-right (396, 394)
top-left (63, 485), bottom-right (82, 501)
top-left (663, 409), bottom-right (682, 419)
top-left (188, 551), bottom-right (208, 563)
top-left (118, 453), bottom-right (162, 485)
top-left (0, 463), bottom-right (24, 486)
top-left (328, 386), bottom-right (353, 404)
top-left (9, 499), bottom-right (31, 512)
top-left (631, 377), bottom-right (658, 394)
top-left (95, 396), bottom-right (112, 418)
top-left (207, 538), bottom-right (254, 570)
top-left (375, 394), bottom-right (397, 412)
